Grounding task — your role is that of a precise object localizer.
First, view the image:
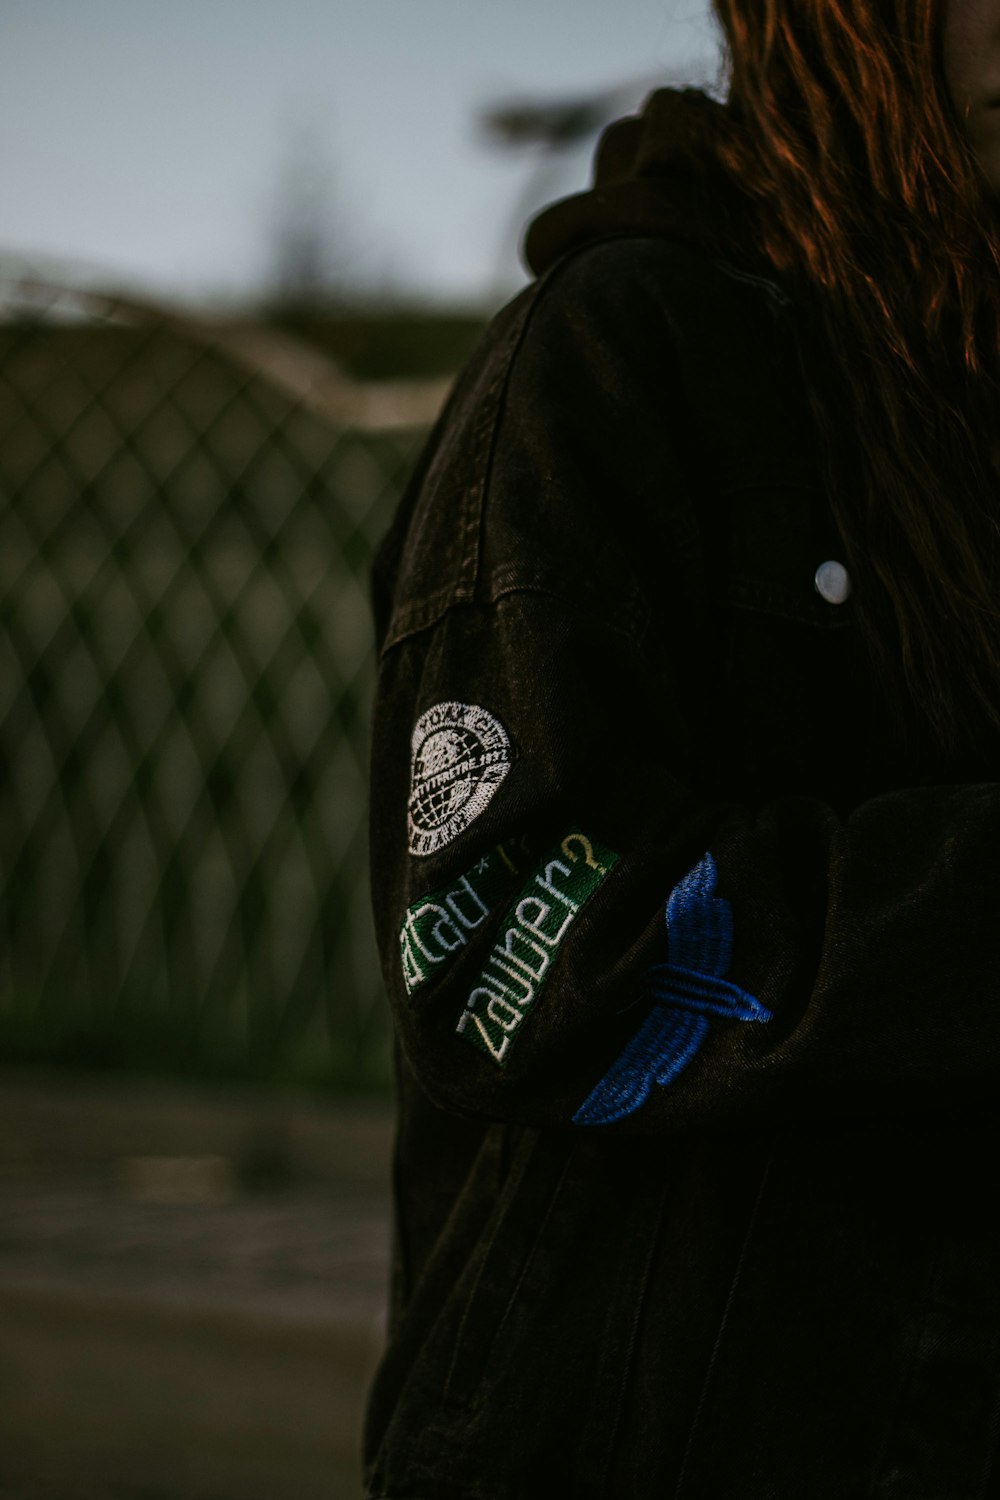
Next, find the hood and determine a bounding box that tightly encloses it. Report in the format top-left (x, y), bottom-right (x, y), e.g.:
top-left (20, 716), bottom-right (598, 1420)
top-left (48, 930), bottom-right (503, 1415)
top-left (523, 88), bottom-right (760, 279)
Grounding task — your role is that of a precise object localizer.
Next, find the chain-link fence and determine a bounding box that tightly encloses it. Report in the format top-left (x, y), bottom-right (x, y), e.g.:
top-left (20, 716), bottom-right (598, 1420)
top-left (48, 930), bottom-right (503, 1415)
top-left (0, 268), bottom-right (444, 1087)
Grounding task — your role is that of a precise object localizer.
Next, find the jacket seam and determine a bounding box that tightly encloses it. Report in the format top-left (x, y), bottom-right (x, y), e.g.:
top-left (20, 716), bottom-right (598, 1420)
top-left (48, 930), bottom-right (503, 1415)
top-left (383, 233), bottom-right (716, 653)
top-left (468, 237), bottom-right (685, 612)
top-left (865, 1233), bottom-right (948, 1500)
top-left (599, 1178), bottom-right (676, 1500)
top-left (455, 336), bottom-right (513, 598)
top-left (672, 1148), bottom-right (776, 1500)
top-left (470, 1154), bottom-right (574, 1393)
top-left (441, 1152), bottom-right (573, 1409)
top-left (721, 580), bottom-right (854, 630)
top-left (377, 583), bottom-right (650, 659)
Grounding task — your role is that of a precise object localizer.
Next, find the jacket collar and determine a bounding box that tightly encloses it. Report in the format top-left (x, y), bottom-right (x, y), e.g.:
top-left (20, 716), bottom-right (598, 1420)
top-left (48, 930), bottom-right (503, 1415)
top-left (523, 89), bottom-right (769, 283)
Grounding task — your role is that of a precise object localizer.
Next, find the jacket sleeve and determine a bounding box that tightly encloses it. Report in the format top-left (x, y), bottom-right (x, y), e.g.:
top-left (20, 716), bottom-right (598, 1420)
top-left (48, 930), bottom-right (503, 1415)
top-left (370, 244), bottom-right (1000, 1135)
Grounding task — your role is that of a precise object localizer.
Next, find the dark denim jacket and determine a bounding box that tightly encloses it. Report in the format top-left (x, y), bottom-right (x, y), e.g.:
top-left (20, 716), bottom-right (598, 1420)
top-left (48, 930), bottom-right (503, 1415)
top-left (365, 234), bottom-right (1000, 1499)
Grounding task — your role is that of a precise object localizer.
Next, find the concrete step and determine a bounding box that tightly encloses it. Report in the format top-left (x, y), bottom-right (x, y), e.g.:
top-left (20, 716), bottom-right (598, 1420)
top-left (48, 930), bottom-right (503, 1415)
top-left (0, 1072), bottom-right (395, 1500)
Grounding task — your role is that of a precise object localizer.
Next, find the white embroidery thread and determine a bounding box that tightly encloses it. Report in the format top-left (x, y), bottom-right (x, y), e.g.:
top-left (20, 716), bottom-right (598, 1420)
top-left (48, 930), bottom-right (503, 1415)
top-left (454, 836), bottom-right (617, 1066)
top-left (407, 702), bottom-right (511, 857)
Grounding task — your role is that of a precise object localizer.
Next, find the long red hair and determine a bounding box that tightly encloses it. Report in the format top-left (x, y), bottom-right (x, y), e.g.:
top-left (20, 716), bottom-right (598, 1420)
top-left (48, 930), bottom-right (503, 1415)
top-left (712, 0), bottom-right (1000, 750)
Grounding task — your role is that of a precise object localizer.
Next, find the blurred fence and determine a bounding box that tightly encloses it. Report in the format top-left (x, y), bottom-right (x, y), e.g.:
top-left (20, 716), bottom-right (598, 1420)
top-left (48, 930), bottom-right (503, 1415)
top-left (0, 269), bottom-right (444, 1088)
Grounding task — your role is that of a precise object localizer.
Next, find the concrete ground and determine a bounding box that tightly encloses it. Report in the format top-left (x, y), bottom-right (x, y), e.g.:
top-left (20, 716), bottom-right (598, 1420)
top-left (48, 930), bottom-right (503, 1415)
top-left (0, 1072), bottom-right (394, 1500)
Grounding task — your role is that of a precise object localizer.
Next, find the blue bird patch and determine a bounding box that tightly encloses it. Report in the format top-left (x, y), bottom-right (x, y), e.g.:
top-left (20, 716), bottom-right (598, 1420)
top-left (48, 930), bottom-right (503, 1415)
top-left (572, 852), bottom-right (770, 1127)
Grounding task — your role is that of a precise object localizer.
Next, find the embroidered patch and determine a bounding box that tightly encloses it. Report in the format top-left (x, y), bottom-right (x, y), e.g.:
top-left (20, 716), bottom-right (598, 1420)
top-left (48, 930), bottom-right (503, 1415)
top-left (399, 842), bottom-right (530, 996)
top-left (456, 829), bottom-right (619, 1067)
top-left (573, 852), bottom-right (770, 1127)
top-left (407, 702), bottom-right (511, 857)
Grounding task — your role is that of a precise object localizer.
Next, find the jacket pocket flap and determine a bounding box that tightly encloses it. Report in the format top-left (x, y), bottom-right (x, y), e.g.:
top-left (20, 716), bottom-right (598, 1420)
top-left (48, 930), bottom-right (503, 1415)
top-left (710, 486), bottom-right (855, 632)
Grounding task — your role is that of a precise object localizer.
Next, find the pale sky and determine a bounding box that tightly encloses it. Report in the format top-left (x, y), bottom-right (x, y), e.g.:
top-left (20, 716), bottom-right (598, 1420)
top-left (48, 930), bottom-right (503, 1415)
top-left (0, 0), bottom-right (720, 309)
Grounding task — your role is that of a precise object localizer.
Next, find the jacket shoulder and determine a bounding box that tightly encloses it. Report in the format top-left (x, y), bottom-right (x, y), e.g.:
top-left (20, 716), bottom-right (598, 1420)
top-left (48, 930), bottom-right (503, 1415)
top-left (375, 234), bottom-right (810, 653)
top-left (520, 232), bottom-right (791, 359)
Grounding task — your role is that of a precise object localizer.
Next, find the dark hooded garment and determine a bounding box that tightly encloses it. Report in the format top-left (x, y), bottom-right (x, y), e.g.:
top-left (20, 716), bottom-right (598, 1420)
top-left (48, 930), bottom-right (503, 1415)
top-left (364, 91), bottom-right (1000, 1499)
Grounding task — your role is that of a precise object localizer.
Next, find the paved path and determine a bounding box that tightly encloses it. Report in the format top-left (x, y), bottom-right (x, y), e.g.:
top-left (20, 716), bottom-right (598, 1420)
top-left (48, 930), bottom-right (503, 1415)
top-left (0, 1073), bottom-right (394, 1500)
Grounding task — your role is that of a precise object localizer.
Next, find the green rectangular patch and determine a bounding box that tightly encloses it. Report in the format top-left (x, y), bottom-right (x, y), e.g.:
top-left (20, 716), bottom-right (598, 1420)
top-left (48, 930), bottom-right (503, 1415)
top-left (400, 842), bottom-right (529, 996)
top-left (455, 828), bottom-right (619, 1067)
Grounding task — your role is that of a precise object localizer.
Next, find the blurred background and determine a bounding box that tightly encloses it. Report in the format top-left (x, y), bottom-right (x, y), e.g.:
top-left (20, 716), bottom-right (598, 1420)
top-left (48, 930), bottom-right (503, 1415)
top-left (0, 2), bottom-right (718, 1495)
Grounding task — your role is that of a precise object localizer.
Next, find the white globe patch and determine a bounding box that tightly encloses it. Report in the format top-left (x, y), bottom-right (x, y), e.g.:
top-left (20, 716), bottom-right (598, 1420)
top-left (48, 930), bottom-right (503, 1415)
top-left (407, 702), bottom-right (511, 857)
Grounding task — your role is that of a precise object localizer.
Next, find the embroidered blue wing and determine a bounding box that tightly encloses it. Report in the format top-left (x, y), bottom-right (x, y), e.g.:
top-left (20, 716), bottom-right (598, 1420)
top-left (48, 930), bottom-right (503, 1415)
top-left (647, 963), bottom-right (771, 1023)
top-left (665, 851), bottom-right (732, 976)
top-left (572, 1008), bottom-right (709, 1127)
top-left (573, 851), bottom-right (771, 1128)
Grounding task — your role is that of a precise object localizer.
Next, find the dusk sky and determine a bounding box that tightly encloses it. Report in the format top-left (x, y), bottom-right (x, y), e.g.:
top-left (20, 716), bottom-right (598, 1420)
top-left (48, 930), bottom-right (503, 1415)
top-left (0, 0), bottom-right (719, 309)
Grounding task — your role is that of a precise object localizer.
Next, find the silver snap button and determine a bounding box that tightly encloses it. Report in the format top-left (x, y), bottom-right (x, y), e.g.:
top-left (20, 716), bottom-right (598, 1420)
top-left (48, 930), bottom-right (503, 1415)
top-left (814, 559), bottom-right (851, 605)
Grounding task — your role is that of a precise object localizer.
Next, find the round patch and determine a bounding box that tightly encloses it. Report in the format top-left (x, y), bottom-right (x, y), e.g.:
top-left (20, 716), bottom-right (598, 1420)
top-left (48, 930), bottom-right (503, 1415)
top-left (407, 702), bottom-right (511, 857)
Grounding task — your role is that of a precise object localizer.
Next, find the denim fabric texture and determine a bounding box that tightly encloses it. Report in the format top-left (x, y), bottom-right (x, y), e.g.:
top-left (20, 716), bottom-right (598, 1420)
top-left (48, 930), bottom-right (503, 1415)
top-left (365, 94), bottom-right (1000, 1500)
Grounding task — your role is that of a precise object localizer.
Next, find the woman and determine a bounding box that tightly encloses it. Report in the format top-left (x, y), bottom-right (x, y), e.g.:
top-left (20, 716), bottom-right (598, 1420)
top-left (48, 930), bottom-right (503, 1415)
top-left (365, 2), bottom-right (1000, 1494)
